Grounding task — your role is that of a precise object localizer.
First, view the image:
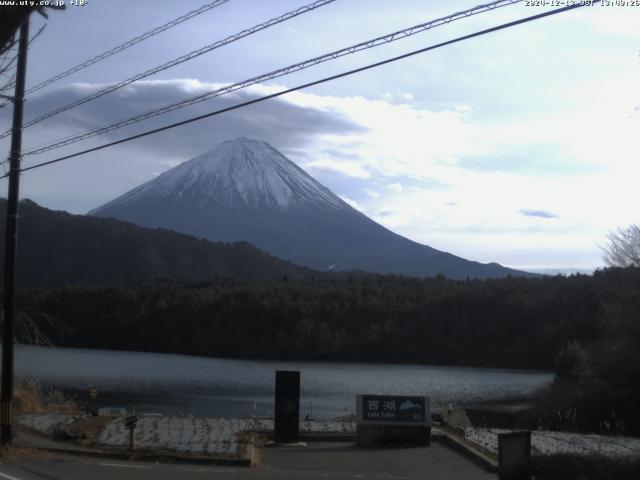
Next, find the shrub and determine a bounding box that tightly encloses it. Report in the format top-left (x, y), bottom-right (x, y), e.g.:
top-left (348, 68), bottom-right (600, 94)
top-left (13, 379), bottom-right (77, 415)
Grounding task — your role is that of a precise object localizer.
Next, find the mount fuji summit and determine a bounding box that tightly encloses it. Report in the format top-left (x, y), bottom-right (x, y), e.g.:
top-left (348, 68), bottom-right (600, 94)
top-left (90, 138), bottom-right (530, 279)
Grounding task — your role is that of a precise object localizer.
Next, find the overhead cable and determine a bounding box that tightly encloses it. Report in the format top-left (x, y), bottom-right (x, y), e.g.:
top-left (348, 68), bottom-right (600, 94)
top-left (0, 0), bottom-right (230, 109)
top-left (5, 3), bottom-right (587, 178)
top-left (22, 0), bottom-right (524, 157)
top-left (26, 0), bottom-right (231, 95)
top-left (0, 0), bottom-right (336, 140)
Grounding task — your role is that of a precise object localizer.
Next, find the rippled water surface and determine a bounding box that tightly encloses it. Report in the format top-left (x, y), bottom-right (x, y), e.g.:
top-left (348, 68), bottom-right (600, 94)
top-left (16, 345), bottom-right (552, 419)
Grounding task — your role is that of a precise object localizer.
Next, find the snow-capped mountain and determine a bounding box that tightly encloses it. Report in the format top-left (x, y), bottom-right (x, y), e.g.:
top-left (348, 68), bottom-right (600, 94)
top-left (99, 137), bottom-right (344, 212)
top-left (90, 137), bottom-right (532, 279)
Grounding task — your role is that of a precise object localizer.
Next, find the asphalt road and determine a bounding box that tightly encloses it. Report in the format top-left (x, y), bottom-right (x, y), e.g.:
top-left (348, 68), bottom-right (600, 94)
top-left (0, 442), bottom-right (497, 479)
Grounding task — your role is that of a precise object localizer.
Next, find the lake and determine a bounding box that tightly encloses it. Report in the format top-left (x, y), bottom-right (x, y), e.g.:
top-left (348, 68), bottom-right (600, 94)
top-left (15, 345), bottom-right (552, 419)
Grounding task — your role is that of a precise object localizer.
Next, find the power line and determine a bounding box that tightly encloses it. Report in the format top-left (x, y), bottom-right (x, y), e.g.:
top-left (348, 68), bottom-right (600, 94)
top-left (0, 0), bottom-right (336, 140)
top-left (21, 0), bottom-right (524, 158)
top-left (0, 0), bottom-right (231, 109)
top-left (4, 3), bottom-right (587, 179)
top-left (27, 0), bottom-right (231, 95)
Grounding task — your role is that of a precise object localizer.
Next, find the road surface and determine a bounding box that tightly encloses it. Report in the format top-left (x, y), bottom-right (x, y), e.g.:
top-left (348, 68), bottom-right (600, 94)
top-left (0, 442), bottom-right (497, 479)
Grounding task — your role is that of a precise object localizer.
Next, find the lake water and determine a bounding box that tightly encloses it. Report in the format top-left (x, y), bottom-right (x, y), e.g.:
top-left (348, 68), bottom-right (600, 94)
top-left (15, 345), bottom-right (552, 419)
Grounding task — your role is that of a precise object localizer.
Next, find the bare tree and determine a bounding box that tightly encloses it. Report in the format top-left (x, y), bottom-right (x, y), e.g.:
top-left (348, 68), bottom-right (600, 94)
top-left (602, 224), bottom-right (640, 268)
top-left (0, 5), bottom-right (63, 55)
top-left (0, 23), bottom-right (47, 111)
top-left (0, 5), bottom-right (62, 109)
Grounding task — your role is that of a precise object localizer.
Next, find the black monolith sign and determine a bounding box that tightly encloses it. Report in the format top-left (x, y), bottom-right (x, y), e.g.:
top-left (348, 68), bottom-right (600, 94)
top-left (274, 370), bottom-right (300, 443)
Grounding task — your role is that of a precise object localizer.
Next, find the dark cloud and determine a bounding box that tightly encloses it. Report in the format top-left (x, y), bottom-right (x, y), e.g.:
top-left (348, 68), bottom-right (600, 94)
top-left (1, 80), bottom-right (366, 159)
top-left (518, 209), bottom-right (558, 219)
top-left (0, 80), bottom-right (366, 213)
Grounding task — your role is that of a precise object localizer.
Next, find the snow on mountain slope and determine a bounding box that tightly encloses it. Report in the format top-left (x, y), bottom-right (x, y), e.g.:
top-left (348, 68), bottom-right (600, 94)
top-left (95, 137), bottom-right (343, 212)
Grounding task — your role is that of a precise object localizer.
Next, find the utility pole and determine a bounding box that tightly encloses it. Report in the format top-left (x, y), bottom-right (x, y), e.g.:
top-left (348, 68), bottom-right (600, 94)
top-left (1, 16), bottom-right (30, 446)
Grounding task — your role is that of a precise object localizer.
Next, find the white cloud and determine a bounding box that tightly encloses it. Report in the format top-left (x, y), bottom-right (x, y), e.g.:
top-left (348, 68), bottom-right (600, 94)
top-left (251, 80), bottom-right (640, 270)
top-left (338, 195), bottom-right (365, 212)
top-left (364, 188), bottom-right (380, 198)
top-left (303, 158), bottom-right (371, 179)
top-left (571, 6), bottom-right (640, 40)
top-left (377, 91), bottom-right (414, 102)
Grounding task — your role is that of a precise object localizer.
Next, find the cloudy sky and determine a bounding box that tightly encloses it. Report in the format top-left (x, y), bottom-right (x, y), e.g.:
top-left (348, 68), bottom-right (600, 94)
top-left (1, 0), bottom-right (639, 273)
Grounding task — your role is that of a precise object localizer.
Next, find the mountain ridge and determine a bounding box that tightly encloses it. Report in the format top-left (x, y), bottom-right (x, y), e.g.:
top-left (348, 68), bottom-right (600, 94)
top-left (0, 198), bottom-right (316, 287)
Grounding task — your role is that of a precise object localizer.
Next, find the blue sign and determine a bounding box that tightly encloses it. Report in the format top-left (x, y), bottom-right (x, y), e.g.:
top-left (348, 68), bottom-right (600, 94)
top-left (362, 395), bottom-right (426, 422)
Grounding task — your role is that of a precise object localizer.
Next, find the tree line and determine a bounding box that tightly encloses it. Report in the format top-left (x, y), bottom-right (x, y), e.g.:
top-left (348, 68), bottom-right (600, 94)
top-left (13, 267), bottom-right (638, 370)
top-left (533, 226), bottom-right (640, 434)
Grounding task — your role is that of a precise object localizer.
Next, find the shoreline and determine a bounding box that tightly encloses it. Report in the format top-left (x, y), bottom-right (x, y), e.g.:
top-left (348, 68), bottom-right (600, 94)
top-left (14, 343), bottom-right (555, 373)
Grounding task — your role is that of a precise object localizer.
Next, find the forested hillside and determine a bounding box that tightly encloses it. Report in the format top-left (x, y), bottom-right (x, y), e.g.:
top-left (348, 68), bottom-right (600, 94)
top-left (16, 267), bottom-right (639, 369)
top-left (0, 199), bottom-right (315, 286)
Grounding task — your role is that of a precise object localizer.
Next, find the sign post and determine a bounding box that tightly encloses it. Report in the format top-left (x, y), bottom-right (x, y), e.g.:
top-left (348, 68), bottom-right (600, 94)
top-left (88, 387), bottom-right (98, 416)
top-left (356, 394), bottom-right (431, 446)
top-left (274, 370), bottom-right (300, 443)
top-left (125, 415), bottom-right (138, 451)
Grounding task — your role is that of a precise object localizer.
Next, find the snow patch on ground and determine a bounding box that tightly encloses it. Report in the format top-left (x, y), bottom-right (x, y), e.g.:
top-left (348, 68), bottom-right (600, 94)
top-left (100, 416), bottom-right (242, 455)
top-left (19, 415), bottom-right (356, 457)
top-left (464, 427), bottom-right (640, 458)
top-left (301, 420), bottom-right (356, 434)
top-left (98, 416), bottom-right (356, 455)
top-left (19, 414), bottom-right (75, 435)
